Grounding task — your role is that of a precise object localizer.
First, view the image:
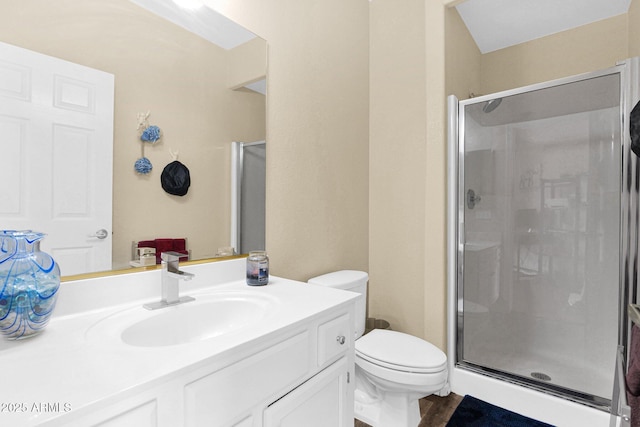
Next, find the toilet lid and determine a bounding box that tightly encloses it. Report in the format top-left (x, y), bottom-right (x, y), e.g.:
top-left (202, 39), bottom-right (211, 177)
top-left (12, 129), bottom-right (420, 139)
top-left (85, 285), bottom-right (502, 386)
top-left (355, 329), bottom-right (447, 374)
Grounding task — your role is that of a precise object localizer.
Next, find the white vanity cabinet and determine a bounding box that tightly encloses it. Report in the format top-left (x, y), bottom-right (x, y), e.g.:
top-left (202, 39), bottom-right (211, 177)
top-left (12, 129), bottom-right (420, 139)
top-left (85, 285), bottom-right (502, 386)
top-left (185, 307), bottom-right (354, 427)
top-left (263, 312), bottom-right (353, 427)
top-left (2, 261), bottom-right (357, 427)
top-left (43, 305), bottom-right (354, 427)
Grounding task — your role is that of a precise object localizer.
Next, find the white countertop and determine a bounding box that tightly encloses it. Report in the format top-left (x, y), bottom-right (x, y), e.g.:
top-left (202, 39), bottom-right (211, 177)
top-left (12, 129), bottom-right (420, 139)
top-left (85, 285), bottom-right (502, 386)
top-left (0, 258), bottom-right (357, 426)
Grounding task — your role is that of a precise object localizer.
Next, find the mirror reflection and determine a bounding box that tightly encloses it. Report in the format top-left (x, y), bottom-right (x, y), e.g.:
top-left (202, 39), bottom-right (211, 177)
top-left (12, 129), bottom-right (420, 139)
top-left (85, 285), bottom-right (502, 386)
top-left (0, 0), bottom-right (266, 276)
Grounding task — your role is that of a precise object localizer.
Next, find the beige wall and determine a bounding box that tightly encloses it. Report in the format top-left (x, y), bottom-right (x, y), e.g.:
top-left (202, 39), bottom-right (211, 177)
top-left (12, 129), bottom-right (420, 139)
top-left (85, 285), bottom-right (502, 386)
top-left (445, 7), bottom-right (635, 99)
top-left (227, 37), bottom-right (267, 89)
top-left (445, 6), bottom-right (481, 101)
top-left (205, 0), bottom-right (370, 280)
top-left (0, 0), bottom-right (266, 269)
top-left (366, 0), bottom-right (452, 349)
top-left (369, 0), bottom-right (428, 339)
top-left (631, 0), bottom-right (640, 57)
top-left (422, 0), bottom-right (450, 350)
top-left (210, 0), bottom-right (640, 352)
top-left (480, 14), bottom-right (629, 94)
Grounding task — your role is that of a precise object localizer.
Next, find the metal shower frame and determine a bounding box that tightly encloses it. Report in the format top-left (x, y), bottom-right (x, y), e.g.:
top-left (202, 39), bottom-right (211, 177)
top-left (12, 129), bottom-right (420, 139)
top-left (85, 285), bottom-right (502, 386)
top-left (446, 58), bottom-right (640, 411)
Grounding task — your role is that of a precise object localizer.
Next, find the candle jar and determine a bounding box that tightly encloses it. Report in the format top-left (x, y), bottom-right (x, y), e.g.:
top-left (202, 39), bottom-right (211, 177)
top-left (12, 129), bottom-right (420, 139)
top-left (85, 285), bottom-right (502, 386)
top-left (246, 251), bottom-right (269, 286)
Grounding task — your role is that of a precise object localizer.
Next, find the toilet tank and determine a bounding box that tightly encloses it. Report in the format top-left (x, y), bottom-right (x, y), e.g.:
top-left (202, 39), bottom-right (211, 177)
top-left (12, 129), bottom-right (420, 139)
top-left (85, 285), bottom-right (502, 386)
top-left (308, 270), bottom-right (368, 339)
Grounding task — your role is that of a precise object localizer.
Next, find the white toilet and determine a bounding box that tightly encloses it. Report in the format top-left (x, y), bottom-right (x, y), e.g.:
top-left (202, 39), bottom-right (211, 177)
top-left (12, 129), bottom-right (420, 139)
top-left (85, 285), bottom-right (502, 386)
top-left (308, 270), bottom-right (448, 427)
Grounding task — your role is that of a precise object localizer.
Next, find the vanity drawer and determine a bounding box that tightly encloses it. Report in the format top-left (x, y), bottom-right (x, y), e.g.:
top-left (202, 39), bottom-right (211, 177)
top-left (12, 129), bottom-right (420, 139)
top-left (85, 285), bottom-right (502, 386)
top-left (317, 313), bottom-right (350, 367)
top-left (184, 331), bottom-right (311, 427)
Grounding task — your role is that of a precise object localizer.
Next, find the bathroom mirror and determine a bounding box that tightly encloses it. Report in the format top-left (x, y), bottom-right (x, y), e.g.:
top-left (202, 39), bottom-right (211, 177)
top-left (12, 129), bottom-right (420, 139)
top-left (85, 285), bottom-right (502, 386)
top-left (0, 0), bottom-right (266, 277)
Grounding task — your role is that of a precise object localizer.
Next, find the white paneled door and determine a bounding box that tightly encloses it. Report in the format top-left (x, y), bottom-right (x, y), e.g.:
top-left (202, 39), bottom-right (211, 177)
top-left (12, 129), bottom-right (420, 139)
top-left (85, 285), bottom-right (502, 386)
top-left (0, 41), bottom-right (114, 276)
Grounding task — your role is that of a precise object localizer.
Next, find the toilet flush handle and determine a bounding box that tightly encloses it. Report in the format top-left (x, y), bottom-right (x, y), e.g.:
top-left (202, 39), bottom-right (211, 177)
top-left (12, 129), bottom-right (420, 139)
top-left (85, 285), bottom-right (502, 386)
top-left (336, 335), bottom-right (346, 345)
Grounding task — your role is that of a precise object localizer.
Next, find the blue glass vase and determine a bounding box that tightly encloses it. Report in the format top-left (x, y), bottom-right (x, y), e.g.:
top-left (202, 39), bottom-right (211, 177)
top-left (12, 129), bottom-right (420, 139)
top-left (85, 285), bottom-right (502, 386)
top-left (0, 230), bottom-right (60, 340)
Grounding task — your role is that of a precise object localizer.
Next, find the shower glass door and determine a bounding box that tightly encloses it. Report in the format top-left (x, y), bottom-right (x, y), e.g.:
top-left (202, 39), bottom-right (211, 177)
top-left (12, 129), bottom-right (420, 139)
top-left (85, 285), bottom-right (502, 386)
top-left (458, 70), bottom-right (623, 406)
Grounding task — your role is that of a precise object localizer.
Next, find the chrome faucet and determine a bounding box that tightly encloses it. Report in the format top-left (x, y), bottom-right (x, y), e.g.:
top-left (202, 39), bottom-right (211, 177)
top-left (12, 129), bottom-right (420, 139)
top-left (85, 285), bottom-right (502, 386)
top-left (144, 251), bottom-right (195, 310)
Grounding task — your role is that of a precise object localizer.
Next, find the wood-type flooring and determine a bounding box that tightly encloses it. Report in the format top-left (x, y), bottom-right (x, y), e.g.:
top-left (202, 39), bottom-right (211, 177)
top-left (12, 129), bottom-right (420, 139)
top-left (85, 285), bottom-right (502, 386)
top-left (354, 393), bottom-right (464, 427)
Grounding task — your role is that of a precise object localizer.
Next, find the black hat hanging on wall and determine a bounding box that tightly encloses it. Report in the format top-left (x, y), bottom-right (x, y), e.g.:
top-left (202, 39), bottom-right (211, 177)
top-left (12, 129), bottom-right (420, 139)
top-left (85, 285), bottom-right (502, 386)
top-left (631, 100), bottom-right (640, 157)
top-left (161, 150), bottom-right (191, 196)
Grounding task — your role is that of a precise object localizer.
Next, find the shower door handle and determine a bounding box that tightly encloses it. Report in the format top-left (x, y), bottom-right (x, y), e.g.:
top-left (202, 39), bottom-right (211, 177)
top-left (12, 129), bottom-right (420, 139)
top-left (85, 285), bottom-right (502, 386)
top-left (467, 189), bottom-right (481, 209)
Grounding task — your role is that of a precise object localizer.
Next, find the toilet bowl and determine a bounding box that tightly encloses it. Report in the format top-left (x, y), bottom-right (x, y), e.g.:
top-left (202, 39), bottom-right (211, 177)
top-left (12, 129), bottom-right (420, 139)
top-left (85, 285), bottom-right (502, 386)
top-left (308, 271), bottom-right (448, 427)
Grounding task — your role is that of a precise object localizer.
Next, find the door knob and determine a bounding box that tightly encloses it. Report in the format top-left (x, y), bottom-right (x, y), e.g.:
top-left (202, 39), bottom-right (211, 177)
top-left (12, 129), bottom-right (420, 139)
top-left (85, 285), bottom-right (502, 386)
top-left (89, 229), bottom-right (109, 239)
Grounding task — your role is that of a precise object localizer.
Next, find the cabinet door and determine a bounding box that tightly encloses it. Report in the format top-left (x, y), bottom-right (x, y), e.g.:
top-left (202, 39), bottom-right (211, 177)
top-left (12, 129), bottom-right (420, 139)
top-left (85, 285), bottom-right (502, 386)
top-left (263, 357), bottom-right (351, 427)
top-left (184, 331), bottom-right (310, 427)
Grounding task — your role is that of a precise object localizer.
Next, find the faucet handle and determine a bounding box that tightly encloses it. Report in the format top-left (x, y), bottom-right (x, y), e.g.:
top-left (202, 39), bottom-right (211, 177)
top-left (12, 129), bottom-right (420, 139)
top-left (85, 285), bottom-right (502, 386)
top-left (161, 251), bottom-right (186, 262)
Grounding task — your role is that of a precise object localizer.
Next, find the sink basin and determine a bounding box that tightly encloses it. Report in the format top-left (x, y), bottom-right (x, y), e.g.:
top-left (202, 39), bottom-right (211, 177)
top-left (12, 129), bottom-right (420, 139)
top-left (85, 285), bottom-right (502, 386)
top-left (86, 291), bottom-right (277, 347)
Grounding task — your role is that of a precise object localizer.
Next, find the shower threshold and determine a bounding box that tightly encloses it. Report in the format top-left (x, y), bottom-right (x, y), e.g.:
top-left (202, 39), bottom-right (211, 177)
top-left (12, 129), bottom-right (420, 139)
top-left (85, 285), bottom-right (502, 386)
top-left (456, 361), bottom-right (611, 412)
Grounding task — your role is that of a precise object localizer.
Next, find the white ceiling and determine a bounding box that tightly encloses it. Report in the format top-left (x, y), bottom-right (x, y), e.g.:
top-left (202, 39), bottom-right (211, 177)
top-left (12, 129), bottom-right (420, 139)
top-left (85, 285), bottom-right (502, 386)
top-left (130, 0), bottom-right (632, 55)
top-left (455, 0), bottom-right (632, 54)
top-left (128, 0), bottom-right (256, 50)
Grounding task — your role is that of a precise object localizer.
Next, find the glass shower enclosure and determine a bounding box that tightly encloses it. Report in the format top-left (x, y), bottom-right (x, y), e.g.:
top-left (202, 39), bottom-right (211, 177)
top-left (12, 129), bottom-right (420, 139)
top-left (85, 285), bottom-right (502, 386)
top-left (231, 140), bottom-right (266, 254)
top-left (450, 63), bottom-right (638, 409)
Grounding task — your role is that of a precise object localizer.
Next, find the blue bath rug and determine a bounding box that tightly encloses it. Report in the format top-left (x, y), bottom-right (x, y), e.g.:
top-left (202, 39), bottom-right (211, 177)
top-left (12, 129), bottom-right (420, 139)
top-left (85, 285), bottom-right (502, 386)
top-left (446, 395), bottom-right (555, 427)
